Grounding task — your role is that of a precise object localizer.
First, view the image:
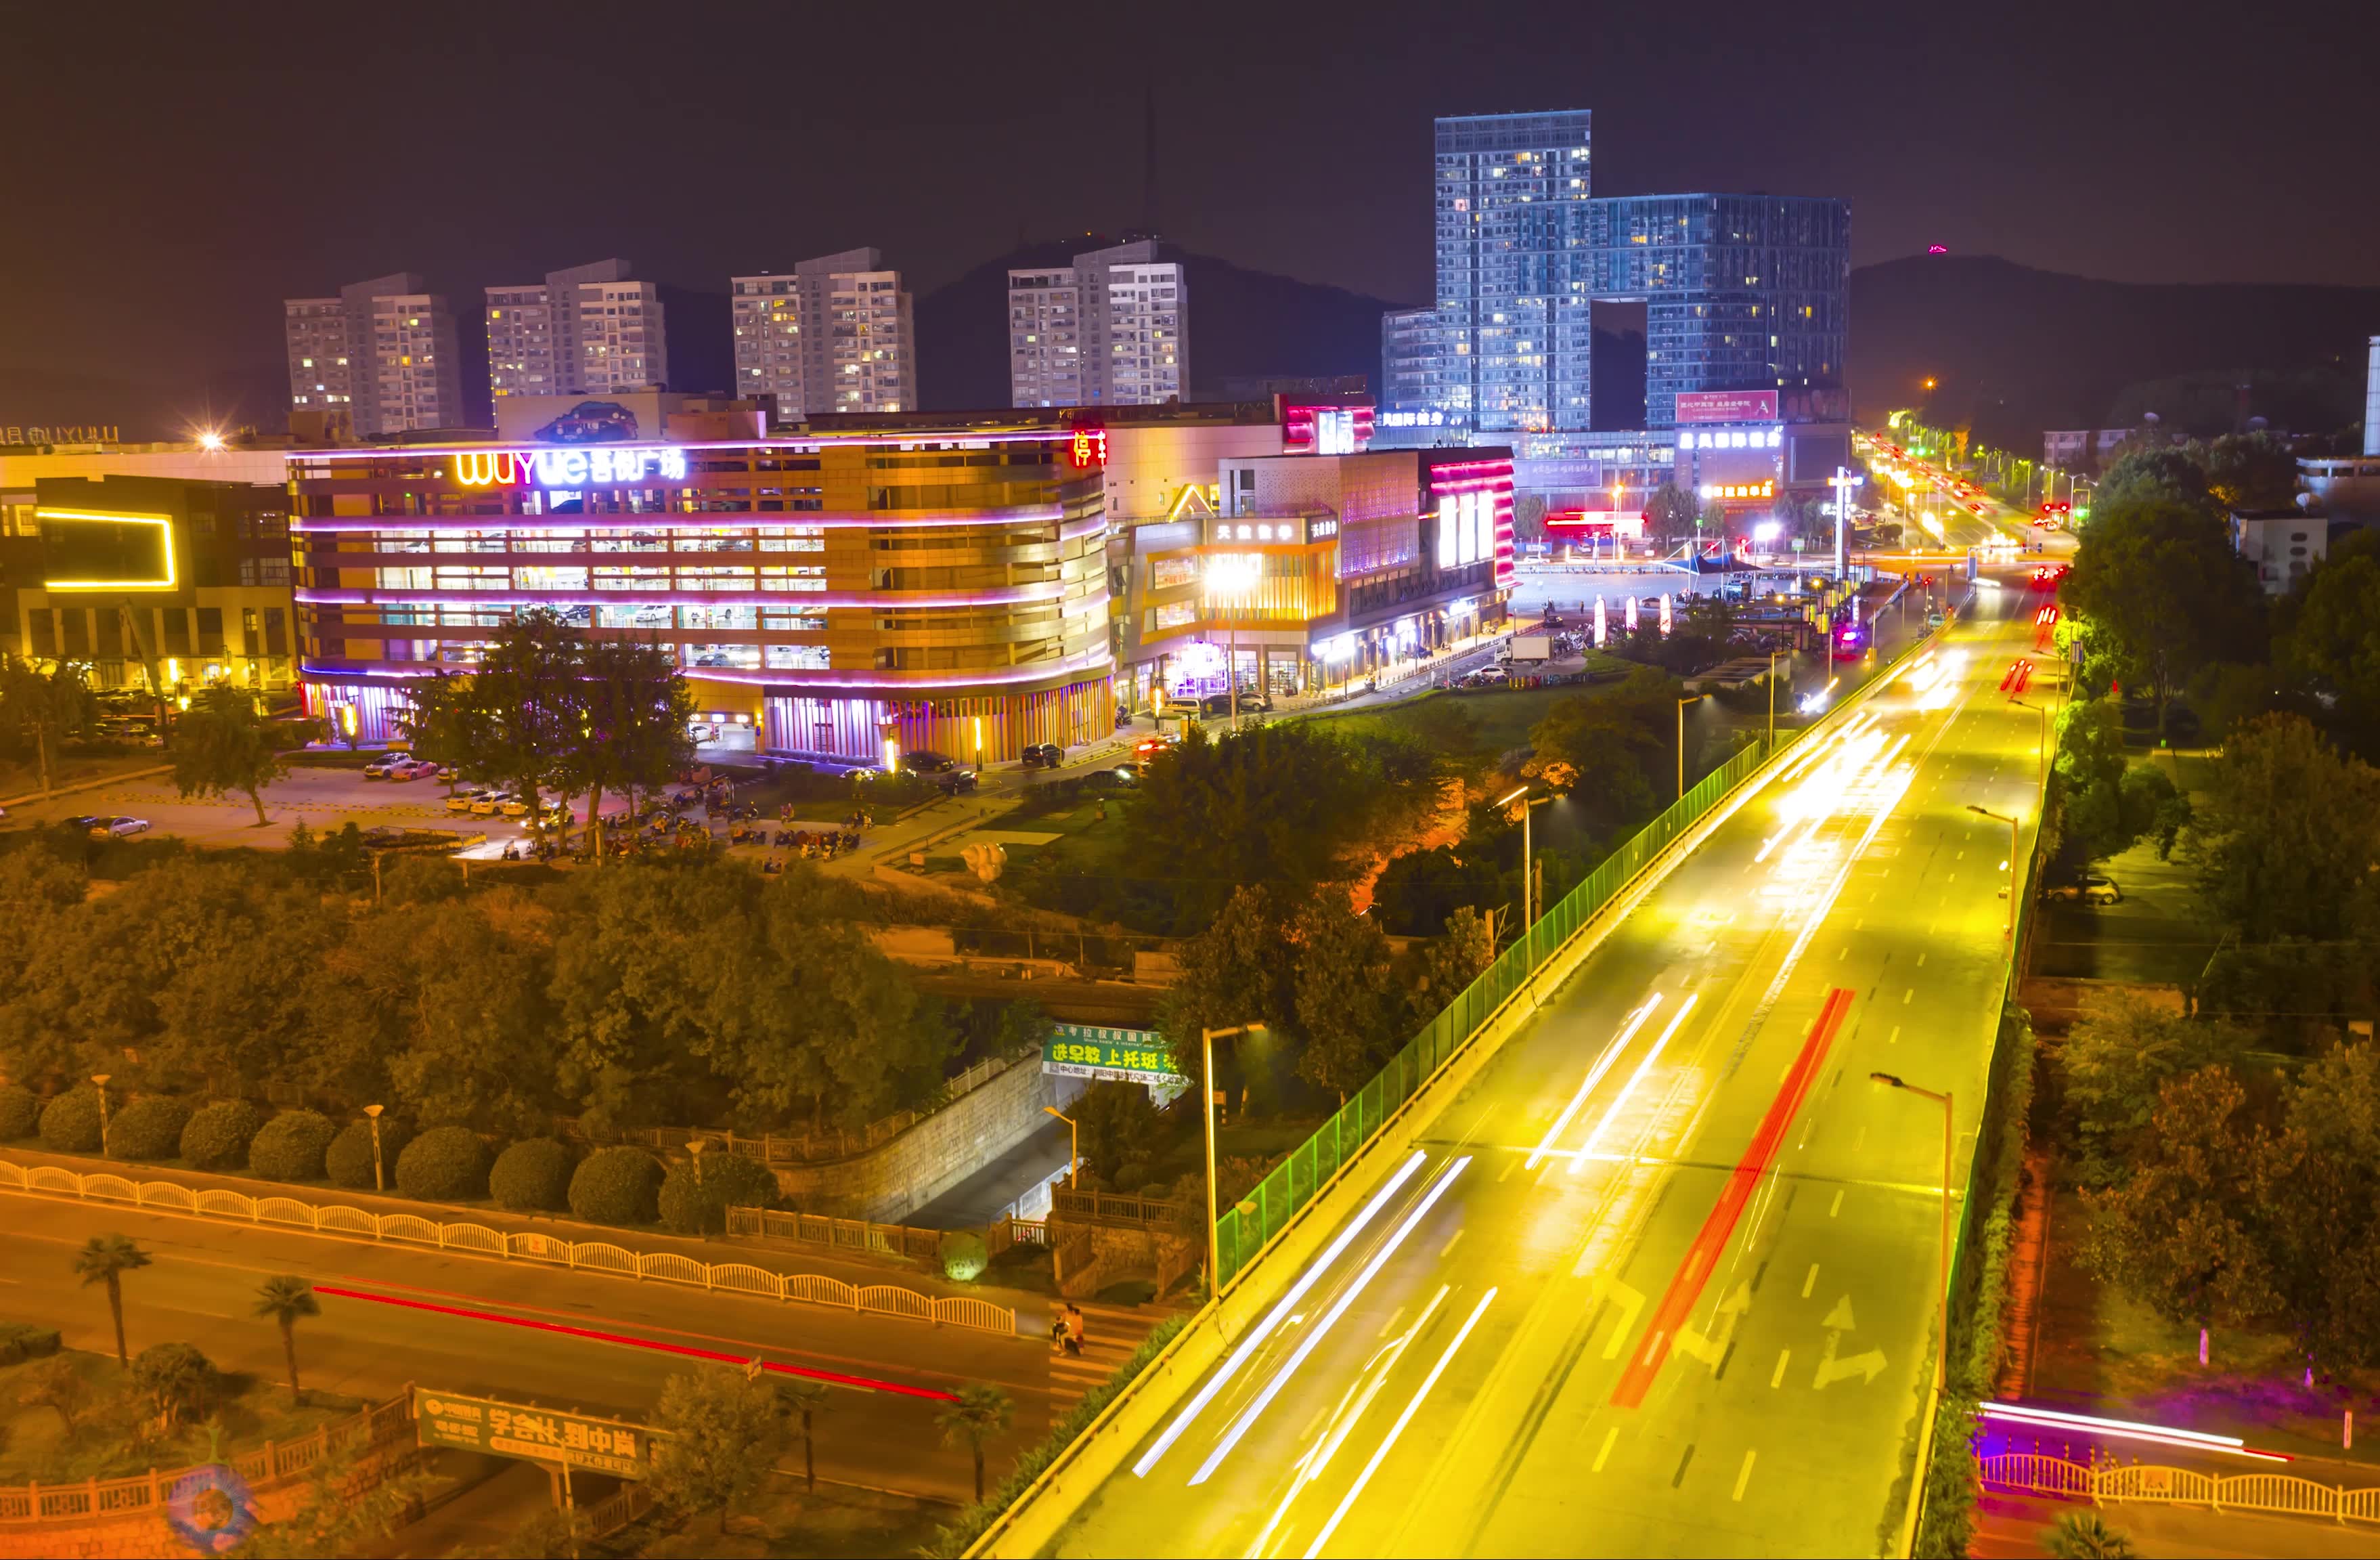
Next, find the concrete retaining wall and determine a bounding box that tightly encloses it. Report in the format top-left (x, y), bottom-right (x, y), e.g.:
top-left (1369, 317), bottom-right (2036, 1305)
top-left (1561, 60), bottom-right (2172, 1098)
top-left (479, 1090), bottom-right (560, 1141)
top-left (769, 1058), bottom-right (1083, 1224)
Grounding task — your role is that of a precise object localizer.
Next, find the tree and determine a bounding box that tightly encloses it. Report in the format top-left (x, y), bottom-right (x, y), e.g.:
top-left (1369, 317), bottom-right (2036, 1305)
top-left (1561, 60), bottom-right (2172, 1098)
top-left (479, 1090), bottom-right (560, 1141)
top-left (72, 1233), bottom-right (150, 1366)
top-left (253, 1275), bottom-right (319, 1405)
top-left (16, 1353), bottom-right (89, 1436)
top-left (2204, 431), bottom-right (2301, 512)
top-left (2261, 1042), bottom-right (2380, 1374)
top-left (565, 634), bottom-right (694, 862)
top-left (444, 610), bottom-right (585, 826)
top-left (2050, 699), bottom-right (2188, 864)
top-left (133, 1341), bottom-right (218, 1427)
top-left (1157, 886), bottom-right (1296, 1083)
top-left (1642, 482), bottom-right (1696, 543)
top-left (2186, 714), bottom-right (2380, 941)
top-left (2274, 554), bottom-right (2380, 758)
top-left (1524, 666), bottom-right (1681, 837)
top-left (2060, 497), bottom-right (2264, 731)
top-left (2079, 1066), bottom-right (2278, 1332)
top-left (774, 1377), bottom-right (831, 1493)
top-left (936, 1383), bottom-right (1015, 1504)
top-left (395, 671), bottom-right (479, 792)
top-left (239, 1439), bottom-right (435, 1559)
top-left (171, 687), bottom-right (287, 825)
top-left (2092, 442), bottom-right (2211, 519)
top-left (1070, 1080), bottom-right (1169, 1186)
top-left (1292, 888), bottom-right (1399, 1100)
top-left (2044, 1511), bottom-right (2138, 1559)
top-left (1403, 906), bottom-right (1496, 1026)
top-left (648, 1366), bottom-right (787, 1534)
top-left (2055, 999), bottom-right (2241, 1187)
top-left (0, 655), bottom-right (96, 797)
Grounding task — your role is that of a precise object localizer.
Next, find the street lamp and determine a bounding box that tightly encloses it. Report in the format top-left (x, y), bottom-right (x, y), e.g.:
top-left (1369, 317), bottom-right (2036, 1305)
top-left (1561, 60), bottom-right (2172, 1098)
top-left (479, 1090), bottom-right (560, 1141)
top-left (1201, 1023), bottom-right (1265, 1297)
top-left (363, 1104), bottom-right (387, 1192)
top-left (2009, 699), bottom-right (2049, 789)
top-left (1767, 648), bottom-right (1783, 751)
top-left (90, 1075), bottom-right (111, 1156)
top-left (1677, 695), bottom-right (1707, 800)
top-left (1495, 784), bottom-right (1556, 930)
top-left (1871, 1072), bottom-right (1954, 1404)
top-left (1042, 1105), bottom-right (1080, 1190)
top-left (1966, 804), bottom-right (2020, 939)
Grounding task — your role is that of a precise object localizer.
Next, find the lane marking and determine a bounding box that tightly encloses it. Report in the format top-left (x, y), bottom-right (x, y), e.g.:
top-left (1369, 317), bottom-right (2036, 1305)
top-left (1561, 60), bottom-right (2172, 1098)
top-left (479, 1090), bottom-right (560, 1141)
top-left (1828, 1189), bottom-right (1843, 1217)
top-left (1801, 1263), bottom-right (1819, 1299)
top-left (1672, 1445), bottom-right (1695, 1488)
top-left (1917, 952), bottom-right (1927, 967)
top-left (1378, 1305), bottom-right (1405, 1341)
top-left (1771, 1349), bottom-right (1791, 1387)
top-left (1889, 1025), bottom-right (1901, 1045)
top-left (1593, 1426), bottom-right (1618, 1472)
top-left (1439, 1229), bottom-right (1464, 1259)
top-left (1528, 995), bottom-right (1663, 1169)
top-left (1733, 1448), bottom-right (1758, 1501)
top-left (1610, 987), bottom-right (1856, 1410)
top-left (1854, 1127), bottom-right (1866, 1152)
top-left (1902, 989), bottom-right (1914, 1004)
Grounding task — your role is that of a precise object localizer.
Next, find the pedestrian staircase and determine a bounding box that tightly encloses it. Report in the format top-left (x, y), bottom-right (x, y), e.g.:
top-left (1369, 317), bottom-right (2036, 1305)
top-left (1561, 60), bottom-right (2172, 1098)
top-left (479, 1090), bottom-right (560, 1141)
top-left (1044, 1301), bottom-right (1163, 1418)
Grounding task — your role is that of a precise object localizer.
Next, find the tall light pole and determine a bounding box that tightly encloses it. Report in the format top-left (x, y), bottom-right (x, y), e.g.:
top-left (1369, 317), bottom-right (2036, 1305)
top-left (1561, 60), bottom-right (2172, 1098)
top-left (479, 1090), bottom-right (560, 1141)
top-left (1202, 1023), bottom-right (1265, 1297)
top-left (1677, 694), bottom-right (1706, 800)
top-left (363, 1103), bottom-right (387, 1192)
top-left (1767, 648), bottom-right (1782, 752)
top-left (1872, 1072), bottom-right (1954, 1400)
top-left (2010, 699), bottom-right (2049, 789)
top-left (1043, 1105), bottom-right (1080, 1190)
top-left (1966, 804), bottom-right (2020, 939)
top-left (90, 1075), bottom-right (111, 1156)
top-left (1495, 784), bottom-right (1555, 930)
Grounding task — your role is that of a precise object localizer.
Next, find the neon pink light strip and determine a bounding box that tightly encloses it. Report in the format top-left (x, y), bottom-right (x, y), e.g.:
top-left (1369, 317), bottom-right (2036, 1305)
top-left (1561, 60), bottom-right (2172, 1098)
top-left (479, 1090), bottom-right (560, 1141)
top-left (291, 507), bottom-right (1065, 533)
top-left (303, 646), bottom-right (1113, 691)
top-left (294, 584), bottom-right (1072, 609)
top-left (286, 431), bottom-right (1083, 462)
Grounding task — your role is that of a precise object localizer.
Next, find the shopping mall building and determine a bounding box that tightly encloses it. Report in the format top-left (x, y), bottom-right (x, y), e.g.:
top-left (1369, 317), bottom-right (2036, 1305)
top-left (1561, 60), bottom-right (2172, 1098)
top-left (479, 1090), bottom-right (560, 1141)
top-left (284, 395), bottom-right (1514, 764)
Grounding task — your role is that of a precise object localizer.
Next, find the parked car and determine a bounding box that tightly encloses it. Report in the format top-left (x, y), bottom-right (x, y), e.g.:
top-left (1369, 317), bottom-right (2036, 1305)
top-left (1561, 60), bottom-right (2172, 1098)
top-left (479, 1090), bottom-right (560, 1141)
top-left (1020, 743), bottom-right (1065, 768)
top-left (1082, 764), bottom-right (1140, 791)
top-left (91, 816), bottom-right (150, 839)
top-left (469, 792), bottom-right (514, 816)
top-left (1199, 692), bottom-right (1269, 716)
top-left (937, 768), bottom-right (979, 796)
top-left (901, 750), bottom-right (956, 775)
top-left (389, 758), bottom-right (441, 781)
top-left (60, 814), bottom-right (102, 832)
top-left (446, 789), bottom-right (490, 815)
top-left (361, 755), bottom-right (408, 779)
top-left (2044, 872), bottom-right (2121, 905)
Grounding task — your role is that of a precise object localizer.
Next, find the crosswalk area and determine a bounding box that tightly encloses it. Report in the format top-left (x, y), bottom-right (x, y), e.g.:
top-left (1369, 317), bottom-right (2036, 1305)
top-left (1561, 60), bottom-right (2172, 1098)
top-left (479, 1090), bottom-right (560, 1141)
top-left (1044, 1301), bottom-right (1164, 1418)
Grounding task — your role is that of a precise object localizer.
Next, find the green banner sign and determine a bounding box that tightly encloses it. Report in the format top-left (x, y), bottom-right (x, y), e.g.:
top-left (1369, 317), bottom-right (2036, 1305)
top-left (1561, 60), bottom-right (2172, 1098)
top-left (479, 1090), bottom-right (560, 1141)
top-left (414, 1389), bottom-right (655, 1479)
top-left (1042, 1022), bottom-right (1185, 1087)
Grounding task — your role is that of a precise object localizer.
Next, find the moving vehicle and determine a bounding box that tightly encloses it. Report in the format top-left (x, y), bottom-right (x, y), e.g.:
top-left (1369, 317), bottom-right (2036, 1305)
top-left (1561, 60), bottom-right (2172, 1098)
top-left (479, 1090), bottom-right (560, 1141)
top-left (937, 768), bottom-right (979, 796)
top-left (91, 816), bottom-right (150, 839)
top-left (1020, 743), bottom-right (1065, 768)
top-left (901, 750), bottom-right (957, 775)
top-left (1502, 634), bottom-right (1553, 665)
top-left (1083, 762), bottom-right (1141, 790)
top-left (1133, 733), bottom-right (1179, 758)
top-left (2044, 872), bottom-right (2121, 905)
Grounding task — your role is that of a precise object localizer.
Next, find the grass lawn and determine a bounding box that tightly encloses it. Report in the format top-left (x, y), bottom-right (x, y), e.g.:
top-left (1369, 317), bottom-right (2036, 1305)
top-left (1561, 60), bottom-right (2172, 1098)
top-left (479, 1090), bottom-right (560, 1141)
top-left (2029, 1188), bottom-right (2380, 1467)
top-left (1300, 660), bottom-right (1634, 760)
top-left (0, 1347), bottom-right (364, 1485)
top-left (621, 1475), bottom-right (950, 1558)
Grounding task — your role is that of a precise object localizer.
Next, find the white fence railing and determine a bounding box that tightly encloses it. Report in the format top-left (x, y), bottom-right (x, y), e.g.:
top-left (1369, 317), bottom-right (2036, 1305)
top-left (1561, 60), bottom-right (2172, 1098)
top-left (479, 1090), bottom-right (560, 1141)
top-left (1981, 1453), bottom-right (2380, 1525)
top-left (0, 1157), bottom-right (1015, 1336)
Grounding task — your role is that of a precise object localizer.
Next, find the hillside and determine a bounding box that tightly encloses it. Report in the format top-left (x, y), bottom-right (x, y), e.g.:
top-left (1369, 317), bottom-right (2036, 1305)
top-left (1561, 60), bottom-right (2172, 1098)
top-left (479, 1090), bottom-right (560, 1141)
top-left (914, 240), bottom-right (1407, 411)
top-left (1850, 255), bottom-right (2379, 448)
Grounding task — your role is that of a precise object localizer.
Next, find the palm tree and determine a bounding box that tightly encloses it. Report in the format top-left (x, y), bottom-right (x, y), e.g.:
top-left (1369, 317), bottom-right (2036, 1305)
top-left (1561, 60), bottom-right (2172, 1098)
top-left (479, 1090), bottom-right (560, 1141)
top-left (2045, 1511), bottom-right (2137, 1559)
top-left (71, 1234), bottom-right (150, 1365)
top-left (935, 1384), bottom-right (1014, 1504)
top-left (253, 1275), bottom-right (321, 1404)
top-left (776, 1377), bottom-right (831, 1492)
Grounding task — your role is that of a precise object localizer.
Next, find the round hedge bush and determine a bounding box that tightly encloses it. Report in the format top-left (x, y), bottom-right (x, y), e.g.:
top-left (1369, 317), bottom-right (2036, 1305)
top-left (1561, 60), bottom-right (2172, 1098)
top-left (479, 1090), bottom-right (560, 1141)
top-left (568, 1146), bottom-right (663, 1226)
top-left (37, 1088), bottom-right (103, 1153)
top-left (657, 1152), bottom-right (778, 1236)
top-left (108, 1096), bottom-right (191, 1161)
top-left (247, 1110), bottom-right (336, 1182)
top-left (395, 1125), bottom-right (489, 1202)
top-left (180, 1101), bottom-right (266, 1171)
top-left (325, 1117), bottom-right (412, 1190)
top-left (0, 1086), bottom-right (41, 1142)
top-left (489, 1138), bottom-right (574, 1212)
top-left (939, 1230), bottom-right (988, 1283)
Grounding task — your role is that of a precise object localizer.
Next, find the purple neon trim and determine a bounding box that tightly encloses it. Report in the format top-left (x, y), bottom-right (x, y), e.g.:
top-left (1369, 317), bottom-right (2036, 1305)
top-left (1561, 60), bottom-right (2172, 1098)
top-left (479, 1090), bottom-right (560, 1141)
top-left (285, 431), bottom-right (1082, 462)
top-left (294, 583), bottom-right (1076, 609)
top-left (302, 645), bottom-right (1112, 691)
top-left (290, 507), bottom-right (1067, 533)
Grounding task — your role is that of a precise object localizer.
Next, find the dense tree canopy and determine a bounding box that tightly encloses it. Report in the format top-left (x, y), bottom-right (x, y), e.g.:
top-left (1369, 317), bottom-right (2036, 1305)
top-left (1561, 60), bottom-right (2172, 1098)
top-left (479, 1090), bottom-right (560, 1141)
top-left (2185, 714), bottom-right (2380, 942)
top-left (2061, 497), bottom-right (2264, 721)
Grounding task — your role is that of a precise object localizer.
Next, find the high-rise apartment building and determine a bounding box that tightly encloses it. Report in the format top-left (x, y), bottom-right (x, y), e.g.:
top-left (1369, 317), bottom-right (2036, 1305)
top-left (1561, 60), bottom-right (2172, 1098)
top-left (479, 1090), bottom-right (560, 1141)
top-left (283, 299), bottom-right (353, 438)
top-left (485, 259), bottom-right (669, 402)
top-left (281, 274), bottom-right (463, 437)
top-left (1007, 240), bottom-right (1188, 408)
top-left (1379, 307), bottom-right (1450, 431)
top-left (1434, 111), bottom-right (1596, 435)
top-left (1585, 194), bottom-right (1849, 429)
top-left (731, 248), bottom-right (914, 418)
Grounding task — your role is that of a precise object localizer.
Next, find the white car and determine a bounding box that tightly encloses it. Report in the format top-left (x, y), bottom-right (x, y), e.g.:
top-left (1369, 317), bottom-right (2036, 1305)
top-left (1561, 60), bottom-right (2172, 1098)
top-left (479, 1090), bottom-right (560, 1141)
top-left (469, 792), bottom-right (514, 817)
top-left (445, 789), bottom-right (489, 815)
top-left (361, 756), bottom-right (406, 779)
top-left (91, 816), bottom-right (150, 839)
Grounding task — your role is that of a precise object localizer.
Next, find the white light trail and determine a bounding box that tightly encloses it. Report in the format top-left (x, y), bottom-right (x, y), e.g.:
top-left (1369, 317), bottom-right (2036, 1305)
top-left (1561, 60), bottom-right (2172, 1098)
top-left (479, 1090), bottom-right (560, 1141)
top-left (1980, 1402), bottom-right (2290, 1462)
top-left (1568, 994), bottom-right (1699, 1173)
top-left (1302, 1286), bottom-right (1500, 1559)
top-left (1525, 995), bottom-right (1662, 1169)
top-left (1134, 1150), bottom-right (1429, 1479)
top-left (1189, 1157), bottom-right (1472, 1486)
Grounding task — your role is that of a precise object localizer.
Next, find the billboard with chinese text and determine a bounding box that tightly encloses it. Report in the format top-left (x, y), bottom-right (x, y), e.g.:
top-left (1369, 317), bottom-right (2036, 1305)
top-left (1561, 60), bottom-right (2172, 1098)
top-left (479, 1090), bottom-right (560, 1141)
top-left (414, 1389), bottom-right (656, 1479)
top-left (1674, 389), bottom-right (1779, 424)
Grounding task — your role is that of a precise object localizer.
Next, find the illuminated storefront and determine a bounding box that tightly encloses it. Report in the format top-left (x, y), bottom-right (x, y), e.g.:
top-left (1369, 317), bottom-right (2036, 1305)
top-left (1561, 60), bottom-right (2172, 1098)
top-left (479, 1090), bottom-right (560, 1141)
top-left (287, 425), bottom-right (1114, 760)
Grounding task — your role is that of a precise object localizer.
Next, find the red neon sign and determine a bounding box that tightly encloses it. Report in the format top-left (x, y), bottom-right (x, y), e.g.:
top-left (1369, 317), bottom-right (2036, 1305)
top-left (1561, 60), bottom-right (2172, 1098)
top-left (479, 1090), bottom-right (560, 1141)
top-left (1067, 429), bottom-right (1109, 469)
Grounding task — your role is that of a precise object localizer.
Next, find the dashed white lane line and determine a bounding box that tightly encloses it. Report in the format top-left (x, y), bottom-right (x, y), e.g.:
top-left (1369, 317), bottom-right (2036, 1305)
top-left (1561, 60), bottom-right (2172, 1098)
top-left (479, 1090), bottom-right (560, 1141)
top-left (1903, 989), bottom-right (1914, 1004)
top-left (1439, 1229), bottom-right (1464, 1259)
top-left (1734, 1448), bottom-right (1759, 1501)
top-left (1771, 1349), bottom-right (1792, 1387)
top-left (1801, 1263), bottom-right (1819, 1299)
top-left (1889, 1025), bottom-right (1901, 1044)
top-left (1593, 1427), bottom-right (1618, 1472)
top-left (1829, 1189), bottom-right (1843, 1217)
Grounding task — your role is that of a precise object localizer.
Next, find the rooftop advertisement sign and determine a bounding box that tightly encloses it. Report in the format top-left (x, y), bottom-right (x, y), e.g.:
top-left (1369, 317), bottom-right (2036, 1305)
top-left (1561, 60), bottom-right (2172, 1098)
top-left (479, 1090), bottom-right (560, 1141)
top-left (1675, 389), bottom-right (1779, 424)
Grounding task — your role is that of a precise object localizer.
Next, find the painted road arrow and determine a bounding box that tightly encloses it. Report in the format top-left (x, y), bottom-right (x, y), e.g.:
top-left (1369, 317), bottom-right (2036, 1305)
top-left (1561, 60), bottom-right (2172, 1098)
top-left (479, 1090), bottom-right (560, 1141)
top-left (1813, 1294), bottom-right (1887, 1388)
top-left (1674, 1280), bottom-right (1751, 1369)
top-left (1592, 1274), bottom-right (1648, 1360)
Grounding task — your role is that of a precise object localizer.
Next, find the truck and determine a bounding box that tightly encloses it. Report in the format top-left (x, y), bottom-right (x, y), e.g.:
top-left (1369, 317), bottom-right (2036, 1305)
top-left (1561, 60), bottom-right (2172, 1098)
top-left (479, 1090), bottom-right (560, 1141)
top-left (1501, 634), bottom-right (1553, 665)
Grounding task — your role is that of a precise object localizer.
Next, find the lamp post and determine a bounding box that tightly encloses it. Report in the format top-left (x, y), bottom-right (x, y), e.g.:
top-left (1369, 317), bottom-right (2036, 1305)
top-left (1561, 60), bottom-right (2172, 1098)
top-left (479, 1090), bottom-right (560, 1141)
top-left (1042, 1105), bottom-right (1080, 1190)
top-left (90, 1075), bottom-right (111, 1156)
top-left (2010, 699), bottom-right (2049, 789)
top-left (363, 1104), bottom-right (386, 1192)
top-left (1201, 1023), bottom-right (1265, 1297)
top-left (1767, 649), bottom-right (1782, 752)
top-left (1966, 804), bottom-right (2020, 939)
top-left (1495, 784), bottom-right (1555, 930)
top-left (1677, 695), bottom-right (1706, 801)
top-left (1872, 1072), bottom-right (1954, 1402)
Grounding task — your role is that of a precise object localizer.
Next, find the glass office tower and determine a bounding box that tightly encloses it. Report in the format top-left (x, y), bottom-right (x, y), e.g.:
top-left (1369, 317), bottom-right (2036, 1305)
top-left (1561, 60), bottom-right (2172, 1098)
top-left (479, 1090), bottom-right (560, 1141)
top-left (1434, 111), bottom-right (1595, 435)
top-left (1585, 194), bottom-right (1850, 429)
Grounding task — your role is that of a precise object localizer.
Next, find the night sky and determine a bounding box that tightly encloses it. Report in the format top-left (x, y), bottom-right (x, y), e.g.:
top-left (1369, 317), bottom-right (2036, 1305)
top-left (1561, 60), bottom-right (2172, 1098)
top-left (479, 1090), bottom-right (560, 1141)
top-left (5, 0), bottom-right (2371, 433)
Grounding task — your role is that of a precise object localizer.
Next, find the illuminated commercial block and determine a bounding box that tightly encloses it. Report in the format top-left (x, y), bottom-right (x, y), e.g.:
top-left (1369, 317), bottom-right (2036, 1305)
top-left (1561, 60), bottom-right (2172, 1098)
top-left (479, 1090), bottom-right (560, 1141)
top-left (732, 250), bottom-right (915, 418)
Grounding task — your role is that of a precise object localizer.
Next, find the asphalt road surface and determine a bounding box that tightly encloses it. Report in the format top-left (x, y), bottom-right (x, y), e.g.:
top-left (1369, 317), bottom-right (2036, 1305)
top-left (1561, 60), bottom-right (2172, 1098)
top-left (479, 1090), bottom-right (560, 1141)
top-left (1040, 572), bottom-right (2052, 1557)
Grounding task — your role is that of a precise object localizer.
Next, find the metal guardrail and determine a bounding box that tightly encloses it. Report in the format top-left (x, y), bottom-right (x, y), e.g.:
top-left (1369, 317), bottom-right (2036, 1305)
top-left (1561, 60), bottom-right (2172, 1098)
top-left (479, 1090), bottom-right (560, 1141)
top-left (0, 1158), bottom-right (1014, 1336)
top-left (0, 1390), bottom-right (413, 1524)
top-left (724, 1206), bottom-right (943, 1265)
top-left (1981, 1454), bottom-right (2380, 1525)
top-left (558, 1053), bottom-right (1014, 1165)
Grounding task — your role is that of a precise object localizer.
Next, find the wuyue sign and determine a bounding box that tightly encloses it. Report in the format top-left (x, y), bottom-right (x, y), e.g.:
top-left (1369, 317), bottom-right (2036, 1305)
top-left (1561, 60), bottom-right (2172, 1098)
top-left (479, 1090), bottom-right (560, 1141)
top-left (414, 1388), bottom-right (657, 1479)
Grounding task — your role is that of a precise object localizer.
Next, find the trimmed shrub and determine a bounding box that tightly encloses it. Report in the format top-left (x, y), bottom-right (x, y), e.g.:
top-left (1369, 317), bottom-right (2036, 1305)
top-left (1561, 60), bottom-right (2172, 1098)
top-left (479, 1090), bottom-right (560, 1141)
top-left (325, 1117), bottom-right (412, 1190)
top-left (490, 1138), bottom-right (575, 1213)
top-left (108, 1096), bottom-right (192, 1161)
top-left (657, 1152), bottom-right (778, 1236)
top-left (0, 1324), bottom-right (62, 1365)
top-left (133, 1341), bottom-right (219, 1427)
top-left (181, 1101), bottom-right (266, 1171)
top-left (38, 1088), bottom-right (104, 1153)
top-left (940, 1230), bottom-right (988, 1283)
top-left (247, 1110), bottom-right (336, 1182)
top-left (568, 1146), bottom-right (664, 1226)
top-left (395, 1125), bottom-right (490, 1202)
top-left (0, 1085), bottom-right (39, 1142)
